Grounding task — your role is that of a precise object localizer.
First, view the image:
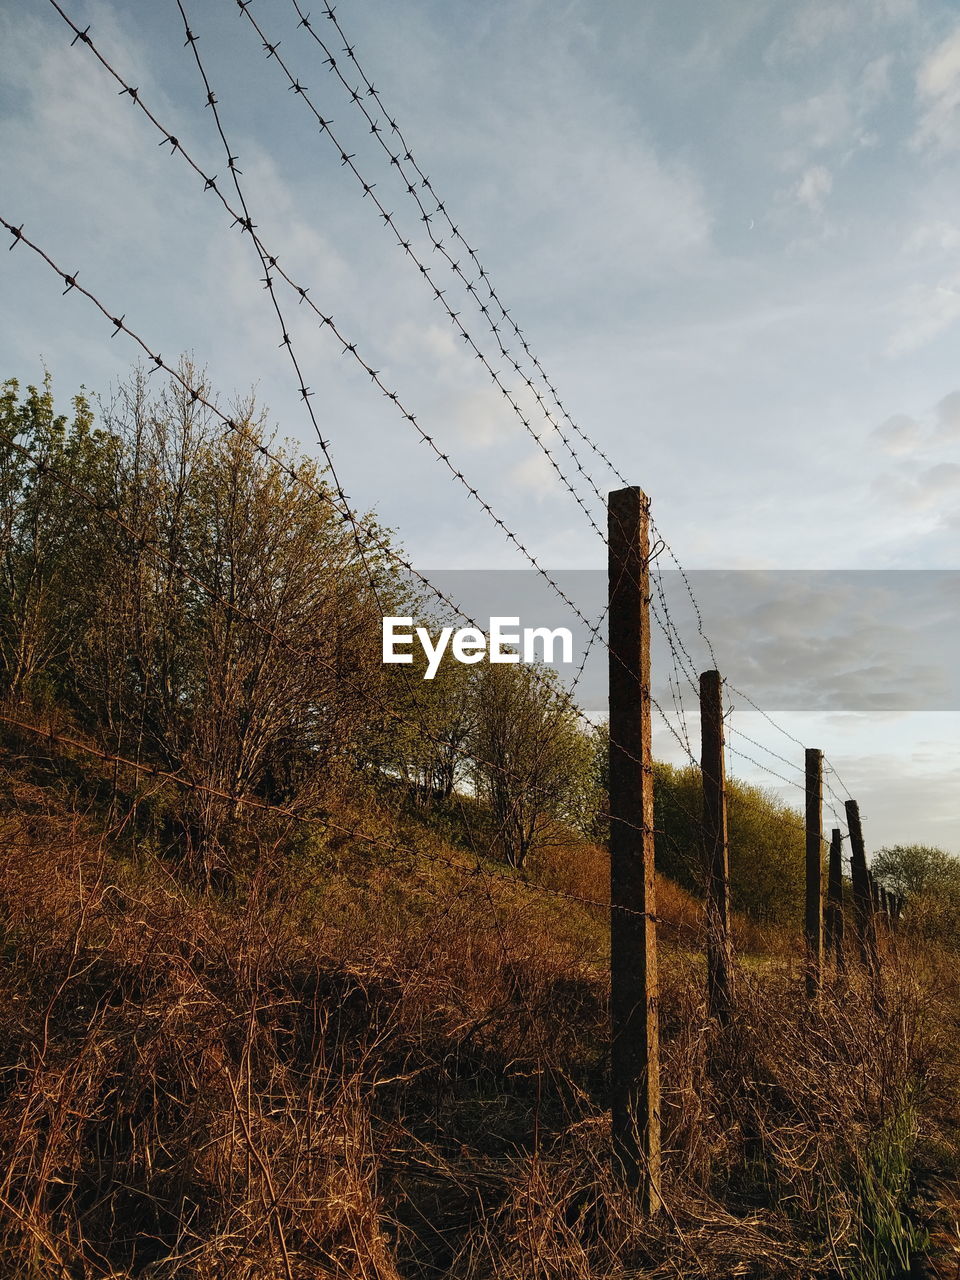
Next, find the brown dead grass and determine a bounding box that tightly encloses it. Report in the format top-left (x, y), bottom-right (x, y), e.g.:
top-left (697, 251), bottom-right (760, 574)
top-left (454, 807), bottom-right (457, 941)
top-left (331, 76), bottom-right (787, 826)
top-left (0, 764), bottom-right (956, 1278)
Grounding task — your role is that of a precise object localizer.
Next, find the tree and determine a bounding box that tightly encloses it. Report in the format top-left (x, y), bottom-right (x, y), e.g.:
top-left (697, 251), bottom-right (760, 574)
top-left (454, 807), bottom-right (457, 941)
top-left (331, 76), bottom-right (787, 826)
top-left (12, 363), bottom-right (394, 880)
top-left (873, 844), bottom-right (960, 947)
top-left (872, 844), bottom-right (960, 899)
top-left (380, 637), bottom-right (476, 806)
top-left (591, 747), bottom-right (806, 926)
top-left (0, 374), bottom-right (119, 707)
top-left (470, 662), bottom-right (593, 869)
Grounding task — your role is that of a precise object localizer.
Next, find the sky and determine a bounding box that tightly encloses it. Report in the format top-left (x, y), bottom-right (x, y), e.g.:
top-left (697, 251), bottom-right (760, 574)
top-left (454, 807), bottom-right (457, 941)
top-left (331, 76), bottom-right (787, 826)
top-left (1, 0), bottom-right (959, 853)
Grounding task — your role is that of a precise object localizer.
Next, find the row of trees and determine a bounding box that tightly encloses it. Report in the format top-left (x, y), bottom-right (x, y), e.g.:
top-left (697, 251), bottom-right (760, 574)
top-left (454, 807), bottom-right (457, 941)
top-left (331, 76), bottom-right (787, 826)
top-left (11, 364), bottom-right (938, 930)
top-left (0, 368), bottom-right (600, 878)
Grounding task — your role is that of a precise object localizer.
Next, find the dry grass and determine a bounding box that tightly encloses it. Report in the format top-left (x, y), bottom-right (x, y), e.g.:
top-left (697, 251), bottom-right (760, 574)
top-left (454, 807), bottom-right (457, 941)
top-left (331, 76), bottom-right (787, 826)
top-left (0, 764), bottom-right (956, 1279)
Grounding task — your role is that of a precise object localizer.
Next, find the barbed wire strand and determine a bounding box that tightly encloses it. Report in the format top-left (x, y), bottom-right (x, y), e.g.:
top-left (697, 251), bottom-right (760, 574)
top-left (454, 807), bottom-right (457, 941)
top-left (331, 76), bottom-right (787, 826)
top-left (231, 0), bottom-right (614, 544)
top-left (291, 0), bottom-right (629, 495)
top-left (231, 0), bottom-right (708, 722)
top-left (244, 0), bottom-right (854, 806)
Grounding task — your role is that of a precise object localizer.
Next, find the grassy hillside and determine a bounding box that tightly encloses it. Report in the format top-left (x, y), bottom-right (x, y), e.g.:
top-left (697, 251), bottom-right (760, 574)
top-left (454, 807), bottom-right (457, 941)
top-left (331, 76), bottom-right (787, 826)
top-left (2, 371), bottom-right (959, 1277)
top-left (2, 724), bottom-right (959, 1280)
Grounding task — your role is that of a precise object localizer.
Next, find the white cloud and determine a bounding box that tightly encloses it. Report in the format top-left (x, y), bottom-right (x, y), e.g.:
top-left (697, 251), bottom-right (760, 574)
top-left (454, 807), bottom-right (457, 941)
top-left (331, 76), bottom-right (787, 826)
top-left (886, 272), bottom-right (960, 355)
top-left (795, 164), bottom-right (833, 211)
top-left (936, 390), bottom-right (960, 438)
top-left (903, 220), bottom-right (960, 253)
top-left (777, 56), bottom-right (891, 213)
top-left (766, 2), bottom-right (858, 62)
top-left (766, 0), bottom-right (911, 65)
top-left (508, 450), bottom-right (559, 499)
top-left (913, 27), bottom-right (960, 152)
top-left (871, 413), bottom-right (924, 455)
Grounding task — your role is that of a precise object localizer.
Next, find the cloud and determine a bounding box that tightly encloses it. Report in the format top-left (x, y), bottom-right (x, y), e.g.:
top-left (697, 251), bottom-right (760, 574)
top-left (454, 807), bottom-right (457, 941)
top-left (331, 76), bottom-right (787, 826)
top-left (936, 390), bottom-right (960, 438)
top-left (448, 20), bottom-right (713, 301)
top-left (795, 164), bottom-right (833, 211)
top-left (776, 55), bottom-right (891, 216)
top-left (871, 459), bottom-right (960, 531)
top-left (871, 413), bottom-right (924, 455)
top-left (508, 450), bottom-right (559, 499)
top-left (913, 26), bottom-right (960, 152)
top-left (886, 272), bottom-right (960, 355)
top-left (767, 0), bottom-right (911, 65)
top-left (903, 220), bottom-right (960, 253)
top-left (766, 2), bottom-right (858, 62)
top-left (915, 461), bottom-right (960, 503)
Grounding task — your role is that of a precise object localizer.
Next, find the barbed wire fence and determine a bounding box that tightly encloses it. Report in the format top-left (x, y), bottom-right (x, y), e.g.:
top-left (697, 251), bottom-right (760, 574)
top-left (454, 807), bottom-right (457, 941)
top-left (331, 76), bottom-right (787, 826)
top-left (0, 0), bottom-right (903, 1223)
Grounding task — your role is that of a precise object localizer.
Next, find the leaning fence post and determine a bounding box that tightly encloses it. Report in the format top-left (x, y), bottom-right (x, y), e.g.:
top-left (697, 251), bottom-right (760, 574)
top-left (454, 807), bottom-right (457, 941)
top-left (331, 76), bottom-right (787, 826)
top-left (699, 670), bottom-right (734, 1027)
top-left (805, 748), bottom-right (824, 998)
top-left (825, 827), bottom-right (845, 971)
top-left (608, 487), bottom-right (661, 1214)
top-left (845, 799), bottom-right (878, 977)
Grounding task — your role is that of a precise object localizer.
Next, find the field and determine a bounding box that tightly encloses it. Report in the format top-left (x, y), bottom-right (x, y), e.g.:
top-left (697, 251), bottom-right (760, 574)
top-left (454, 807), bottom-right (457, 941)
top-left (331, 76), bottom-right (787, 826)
top-left (2, 732), bottom-right (958, 1280)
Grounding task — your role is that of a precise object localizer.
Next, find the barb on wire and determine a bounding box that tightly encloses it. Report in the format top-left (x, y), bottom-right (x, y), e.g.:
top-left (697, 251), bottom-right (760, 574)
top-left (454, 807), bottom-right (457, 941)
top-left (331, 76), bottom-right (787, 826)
top-left (725, 742), bottom-right (806, 794)
top-left (726, 723), bottom-right (805, 778)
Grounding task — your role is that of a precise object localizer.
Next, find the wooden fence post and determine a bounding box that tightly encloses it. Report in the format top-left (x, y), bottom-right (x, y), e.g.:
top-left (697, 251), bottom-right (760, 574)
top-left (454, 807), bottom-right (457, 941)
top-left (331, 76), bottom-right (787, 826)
top-left (699, 669), bottom-right (734, 1026)
top-left (869, 874), bottom-right (882, 922)
top-left (608, 487), bottom-right (661, 1214)
top-left (805, 748), bottom-right (824, 998)
top-left (825, 827), bottom-right (845, 971)
top-left (845, 799), bottom-right (878, 977)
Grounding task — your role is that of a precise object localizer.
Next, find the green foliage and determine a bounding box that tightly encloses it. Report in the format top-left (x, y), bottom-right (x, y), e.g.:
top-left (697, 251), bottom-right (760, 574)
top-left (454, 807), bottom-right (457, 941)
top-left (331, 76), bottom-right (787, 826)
top-left (0, 373), bottom-right (120, 706)
top-left (653, 761), bottom-right (804, 925)
top-left (376, 633), bottom-right (475, 804)
top-left (581, 726), bottom-right (805, 925)
top-left (470, 661), bottom-right (595, 868)
top-left (837, 1104), bottom-right (929, 1280)
top-left (0, 363), bottom-right (607, 878)
top-left (0, 366), bottom-right (399, 878)
top-left (872, 843), bottom-right (960, 898)
top-left (873, 844), bottom-right (960, 949)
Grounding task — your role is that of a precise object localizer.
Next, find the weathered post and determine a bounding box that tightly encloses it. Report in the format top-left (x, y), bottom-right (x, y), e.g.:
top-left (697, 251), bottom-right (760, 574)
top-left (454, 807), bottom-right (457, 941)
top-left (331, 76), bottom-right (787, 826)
top-left (608, 487), bottom-right (661, 1214)
top-left (845, 799), bottom-right (878, 977)
top-left (805, 748), bottom-right (824, 998)
top-left (869, 875), bottom-right (884, 931)
top-left (700, 670), bottom-right (734, 1026)
top-left (825, 827), bottom-right (845, 971)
